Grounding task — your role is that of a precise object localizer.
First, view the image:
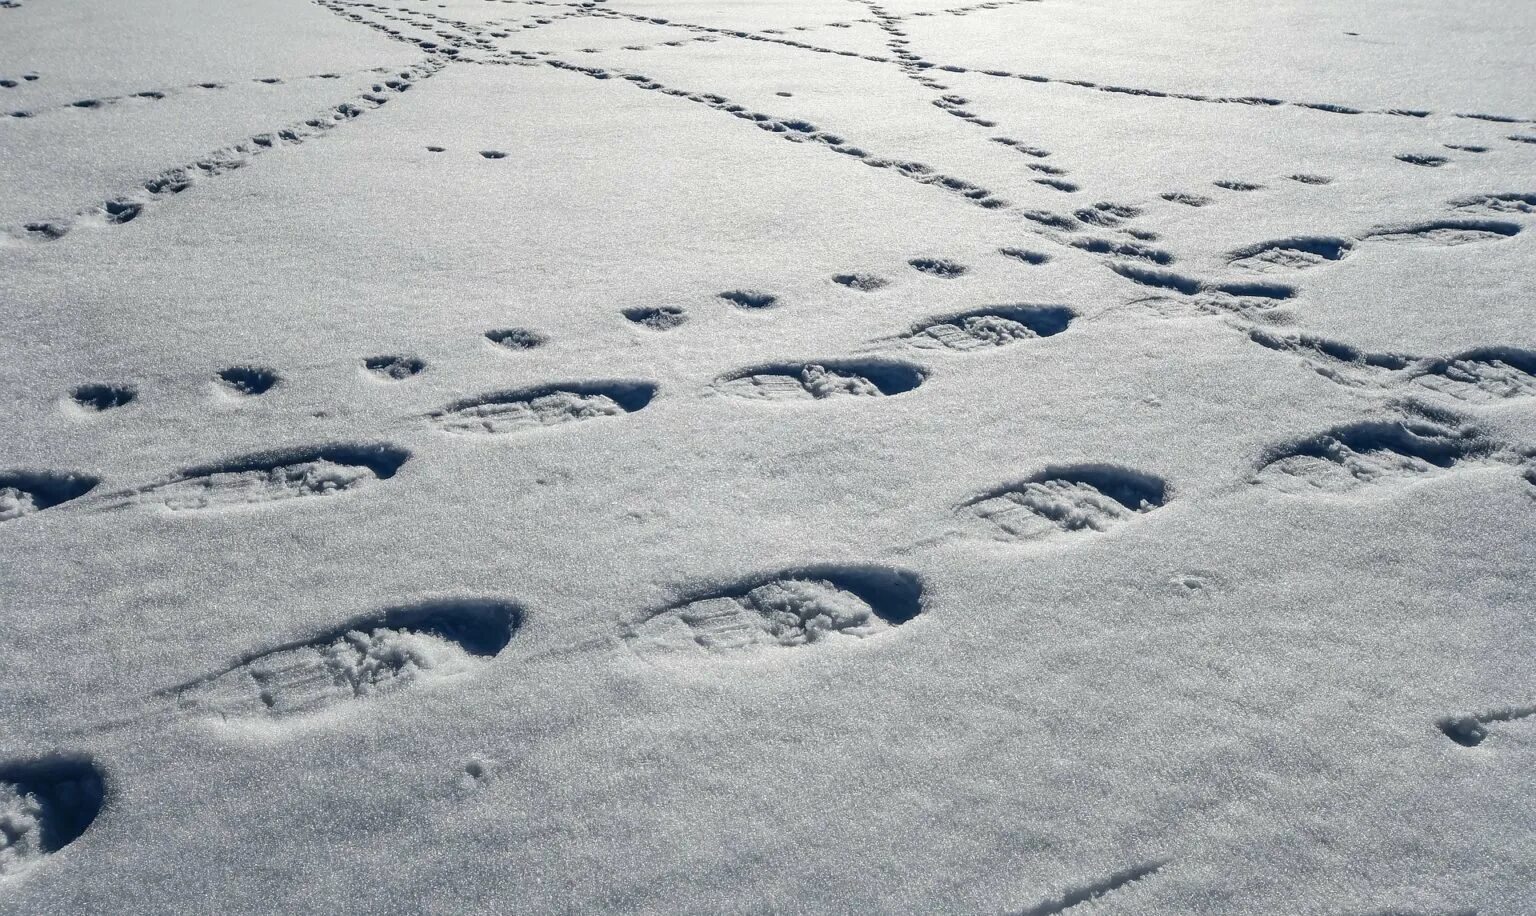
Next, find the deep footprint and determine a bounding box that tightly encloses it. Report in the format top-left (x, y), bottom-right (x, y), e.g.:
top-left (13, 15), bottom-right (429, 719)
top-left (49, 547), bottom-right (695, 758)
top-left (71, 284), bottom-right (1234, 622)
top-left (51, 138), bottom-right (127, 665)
top-left (966, 465), bottom-right (1168, 541)
top-left (624, 565), bottom-right (923, 659)
top-left (363, 355), bottom-right (426, 380)
top-left (0, 756), bottom-right (105, 879)
top-left (216, 366), bottom-right (280, 396)
top-left (70, 383), bottom-right (137, 412)
top-left (904, 305), bottom-right (1074, 351)
top-left (622, 305), bottom-right (688, 330)
top-left (117, 443), bottom-right (409, 511)
top-left (0, 470), bottom-right (100, 523)
top-left (715, 360), bottom-right (925, 400)
top-left (168, 599), bottom-right (522, 720)
top-left (431, 381), bottom-right (656, 434)
top-left (485, 328), bottom-right (547, 351)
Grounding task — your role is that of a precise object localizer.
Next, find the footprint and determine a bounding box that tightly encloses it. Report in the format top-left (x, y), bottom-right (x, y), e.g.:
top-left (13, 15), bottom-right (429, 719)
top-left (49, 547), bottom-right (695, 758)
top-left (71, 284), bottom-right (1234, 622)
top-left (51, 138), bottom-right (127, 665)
top-left (1161, 191), bottom-right (1212, 207)
top-left (1070, 238), bottom-right (1174, 264)
top-left (1251, 417), bottom-right (1498, 495)
top-left (1364, 219), bottom-right (1521, 246)
top-left (1228, 236), bottom-right (1354, 271)
top-left (714, 360), bottom-right (925, 400)
top-left (1396, 153), bottom-right (1448, 167)
top-left (1412, 349), bottom-right (1536, 403)
top-left (623, 565), bottom-right (923, 660)
top-left (1437, 706), bottom-right (1536, 747)
top-left (718, 289), bottom-right (778, 309)
top-left (832, 273), bottom-right (889, 291)
top-left (0, 756), bottom-right (105, 878)
top-left (363, 355), bottom-right (425, 380)
top-left (216, 366), bottom-right (280, 396)
top-left (1288, 174), bottom-right (1333, 185)
top-left (479, 150), bottom-right (507, 159)
top-left (965, 464), bottom-right (1168, 542)
top-left (0, 470), bottom-right (100, 523)
top-left (904, 305), bottom-right (1074, 351)
top-left (114, 443), bottom-right (409, 511)
top-left (1110, 263), bottom-right (1297, 303)
top-left (999, 248), bottom-right (1050, 265)
top-left (486, 328), bottom-right (547, 351)
top-left (1214, 180), bottom-right (1265, 191)
top-left (1075, 202), bottom-right (1142, 227)
top-left (70, 383), bottom-right (136, 412)
top-left (908, 257), bottom-right (966, 278)
top-left (430, 381), bottom-right (657, 435)
top-left (1448, 192), bottom-right (1536, 216)
top-left (168, 599), bottom-right (521, 721)
top-left (623, 306), bottom-right (688, 329)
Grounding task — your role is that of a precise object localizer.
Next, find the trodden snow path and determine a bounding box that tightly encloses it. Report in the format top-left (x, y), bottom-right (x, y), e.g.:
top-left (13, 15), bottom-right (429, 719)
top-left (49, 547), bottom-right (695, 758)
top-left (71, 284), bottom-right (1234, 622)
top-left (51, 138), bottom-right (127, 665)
top-left (1, 0), bottom-right (1534, 913)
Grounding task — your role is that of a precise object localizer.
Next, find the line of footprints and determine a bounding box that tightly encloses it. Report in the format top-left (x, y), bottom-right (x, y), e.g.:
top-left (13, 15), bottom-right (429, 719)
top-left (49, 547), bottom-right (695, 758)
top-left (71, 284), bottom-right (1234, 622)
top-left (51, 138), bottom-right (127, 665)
top-left (5, 199), bottom-right (1536, 885)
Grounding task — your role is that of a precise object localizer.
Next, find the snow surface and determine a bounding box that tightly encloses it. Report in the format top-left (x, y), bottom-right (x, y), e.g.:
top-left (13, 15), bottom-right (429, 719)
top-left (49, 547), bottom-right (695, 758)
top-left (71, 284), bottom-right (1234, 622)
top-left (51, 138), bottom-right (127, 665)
top-left (2, 0), bottom-right (1535, 913)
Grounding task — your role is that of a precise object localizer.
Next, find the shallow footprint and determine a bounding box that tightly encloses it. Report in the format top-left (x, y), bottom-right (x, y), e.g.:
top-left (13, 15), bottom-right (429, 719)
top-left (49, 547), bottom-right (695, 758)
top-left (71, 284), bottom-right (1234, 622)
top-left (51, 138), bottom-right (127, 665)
top-left (1251, 418), bottom-right (1498, 495)
top-left (431, 381), bottom-right (656, 435)
top-left (1364, 219), bottom-right (1521, 246)
top-left (0, 756), bottom-right (105, 879)
top-left (623, 305), bottom-right (688, 330)
top-left (1228, 236), bottom-right (1354, 272)
top-left (904, 305), bottom-right (1074, 351)
top-left (965, 465), bottom-right (1168, 542)
top-left (168, 599), bottom-right (521, 721)
top-left (714, 360), bottom-right (924, 400)
top-left (115, 443), bottom-right (409, 511)
top-left (624, 565), bottom-right (922, 661)
top-left (1411, 349), bottom-right (1536, 402)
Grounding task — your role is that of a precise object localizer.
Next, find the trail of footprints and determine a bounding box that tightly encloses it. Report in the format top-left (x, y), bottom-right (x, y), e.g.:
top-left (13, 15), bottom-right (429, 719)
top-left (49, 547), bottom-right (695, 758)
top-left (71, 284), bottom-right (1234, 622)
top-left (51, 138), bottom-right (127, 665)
top-left (7, 3), bottom-right (1536, 903)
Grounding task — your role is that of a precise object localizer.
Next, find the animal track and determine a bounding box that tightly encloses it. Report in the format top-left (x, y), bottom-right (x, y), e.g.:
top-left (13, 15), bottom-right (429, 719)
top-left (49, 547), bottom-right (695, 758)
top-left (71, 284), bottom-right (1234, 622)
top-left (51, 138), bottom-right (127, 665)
top-left (114, 443), bottom-right (410, 511)
top-left (714, 360), bottom-right (925, 400)
top-left (0, 470), bottom-right (101, 523)
top-left (718, 289), bottom-right (778, 309)
top-left (479, 149), bottom-right (508, 159)
top-left (965, 465), bottom-right (1168, 542)
top-left (908, 257), bottom-right (966, 278)
top-left (1228, 236), bottom-right (1354, 271)
top-left (431, 381), bottom-right (657, 435)
top-left (1288, 174), bottom-right (1333, 185)
top-left (1214, 180), bottom-right (1264, 191)
top-left (1364, 219), bottom-right (1521, 246)
top-left (70, 383), bottom-right (137, 412)
top-left (1251, 417), bottom-right (1499, 495)
top-left (904, 305), bottom-right (1074, 351)
top-left (623, 305), bottom-right (688, 329)
top-left (1396, 153), bottom-right (1448, 167)
top-left (0, 757), bottom-right (105, 878)
top-left (486, 328), bottom-right (547, 350)
top-left (624, 565), bottom-right (923, 660)
top-left (169, 599), bottom-right (521, 720)
top-left (1437, 705), bottom-right (1536, 747)
top-left (832, 273), bottom-right (889, 291)
top-left (216, 366), bottom-right (280, 396)
top-left (363, 355), bottom-right (425, 380)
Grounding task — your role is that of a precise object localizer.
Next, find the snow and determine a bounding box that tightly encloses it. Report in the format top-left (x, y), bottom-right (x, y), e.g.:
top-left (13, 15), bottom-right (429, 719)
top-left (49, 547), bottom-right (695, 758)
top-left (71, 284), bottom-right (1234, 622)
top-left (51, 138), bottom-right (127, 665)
top-left (2, 0), bottom-right (1534, 913)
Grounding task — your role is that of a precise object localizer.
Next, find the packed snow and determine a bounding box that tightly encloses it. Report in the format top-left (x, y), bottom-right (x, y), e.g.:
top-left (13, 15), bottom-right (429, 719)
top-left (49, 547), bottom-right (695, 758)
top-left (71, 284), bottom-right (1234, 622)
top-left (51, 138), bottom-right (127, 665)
top-left (2, 0), bottom-right (1534, 913)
